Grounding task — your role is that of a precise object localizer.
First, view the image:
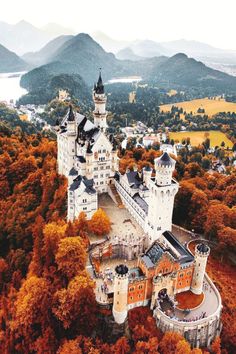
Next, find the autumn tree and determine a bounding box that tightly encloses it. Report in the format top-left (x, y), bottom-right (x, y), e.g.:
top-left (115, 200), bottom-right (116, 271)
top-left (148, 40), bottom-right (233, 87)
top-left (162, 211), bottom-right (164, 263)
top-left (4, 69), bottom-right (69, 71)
top-left (89, 208), bottom-right (111, 236)
top-left (42, 221), bottom-right (67, 267)
top-left (159, 332), bottom-right (184, 354)
top-left (52, 273), bottom-right (97, 332)
top-left (13, 276), bottom-right (51, 352)
top-left (55, 237), bottom-right (87, 280)
top-left (112, 336), bottom-right (131, 354)
top-left (57, 339), bottom-right (83, 354)
top-left (211, 336), bottom-right (221, 354)
top-left (175, 339), bottom-right (191, 354)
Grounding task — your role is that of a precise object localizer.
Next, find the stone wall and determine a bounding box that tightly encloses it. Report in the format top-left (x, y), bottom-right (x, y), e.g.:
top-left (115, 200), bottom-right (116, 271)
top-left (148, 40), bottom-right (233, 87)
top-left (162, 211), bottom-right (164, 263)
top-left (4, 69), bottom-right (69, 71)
top-left (153, 273), bottom-right (222, 348)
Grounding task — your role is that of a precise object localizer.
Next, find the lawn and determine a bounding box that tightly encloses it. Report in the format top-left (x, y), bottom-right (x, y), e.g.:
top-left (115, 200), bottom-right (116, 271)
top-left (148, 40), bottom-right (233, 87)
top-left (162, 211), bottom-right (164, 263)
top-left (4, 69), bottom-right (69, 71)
top-left (169, 130), bottom-right (233, 148)
top-left (160, 97), bottom-right (236, 117)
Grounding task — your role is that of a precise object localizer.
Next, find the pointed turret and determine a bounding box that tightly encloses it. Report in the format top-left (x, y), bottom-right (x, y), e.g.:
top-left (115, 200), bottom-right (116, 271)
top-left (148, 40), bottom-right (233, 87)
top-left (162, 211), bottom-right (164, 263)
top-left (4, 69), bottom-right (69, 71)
top-left (93, 69), bottom-right (107, 131)
top-left (94, 69), bottom-right (104, 94)
top-left (68, 105), bottom-right (75, 122)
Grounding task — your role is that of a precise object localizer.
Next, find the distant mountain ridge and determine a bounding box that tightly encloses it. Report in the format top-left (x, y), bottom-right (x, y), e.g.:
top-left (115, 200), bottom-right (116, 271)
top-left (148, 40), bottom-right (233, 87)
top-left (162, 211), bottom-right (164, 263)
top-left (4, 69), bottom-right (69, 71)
top-left (20, 33), bottom-right (236, 104)
top-left (0, 44), bottom-right (28, 73)
top-left (0, 20), bottom-right (75, 55)
top-left (22, 35), bottom-right (74, 66)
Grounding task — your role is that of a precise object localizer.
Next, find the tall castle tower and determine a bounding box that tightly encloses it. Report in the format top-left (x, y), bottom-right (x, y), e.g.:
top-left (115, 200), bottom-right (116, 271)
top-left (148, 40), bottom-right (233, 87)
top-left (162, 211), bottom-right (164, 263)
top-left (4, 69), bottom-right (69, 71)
top-left (191, 243), bottom-right (210, 295)
top-left (145, 152), bottom-right (179, 245)
top-left (112, 264), bottom-right (129, 324)
top-left (57, 105), bottom-right (77, 176)
top-left (93, 70), bottom-right (108, 131)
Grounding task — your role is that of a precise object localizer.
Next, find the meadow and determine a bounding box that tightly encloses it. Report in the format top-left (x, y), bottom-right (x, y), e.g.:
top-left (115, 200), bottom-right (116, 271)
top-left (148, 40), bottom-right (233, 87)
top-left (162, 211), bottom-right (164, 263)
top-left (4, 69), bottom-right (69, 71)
top-left (169, 130), bottom-right (233, 148)
top-left (160, 97), bottom-right (236, 117)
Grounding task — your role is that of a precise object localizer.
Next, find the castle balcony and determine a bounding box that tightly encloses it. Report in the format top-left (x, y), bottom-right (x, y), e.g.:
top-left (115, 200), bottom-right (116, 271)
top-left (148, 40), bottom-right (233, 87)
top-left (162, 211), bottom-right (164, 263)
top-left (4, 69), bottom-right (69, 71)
top-left (153, 273), bottom-right (222, 348)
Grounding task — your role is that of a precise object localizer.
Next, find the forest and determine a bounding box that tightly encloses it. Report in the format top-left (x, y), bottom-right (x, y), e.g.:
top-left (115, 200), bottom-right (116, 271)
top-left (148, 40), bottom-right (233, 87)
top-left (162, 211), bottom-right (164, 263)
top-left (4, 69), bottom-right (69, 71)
top-left (0, 124), bottom-right (235, 353)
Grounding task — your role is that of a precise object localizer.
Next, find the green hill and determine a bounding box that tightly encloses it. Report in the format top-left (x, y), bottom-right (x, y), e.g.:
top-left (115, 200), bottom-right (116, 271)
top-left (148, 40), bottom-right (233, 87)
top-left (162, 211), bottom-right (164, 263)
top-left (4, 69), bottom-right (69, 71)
top-left (148, 53), bottom-right (236, 91)
top-left (19, 72), bottom-right (89, 105)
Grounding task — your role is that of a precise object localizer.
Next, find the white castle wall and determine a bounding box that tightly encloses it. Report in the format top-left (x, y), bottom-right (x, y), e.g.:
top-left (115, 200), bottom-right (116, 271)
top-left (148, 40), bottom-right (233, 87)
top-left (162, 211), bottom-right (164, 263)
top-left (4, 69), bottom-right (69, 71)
top-left (191, 245), bottom-right (210, 295)
top-left (113, 269), bottom-right (129, 324)
top-left (153, 273), bottom-right (222, 348)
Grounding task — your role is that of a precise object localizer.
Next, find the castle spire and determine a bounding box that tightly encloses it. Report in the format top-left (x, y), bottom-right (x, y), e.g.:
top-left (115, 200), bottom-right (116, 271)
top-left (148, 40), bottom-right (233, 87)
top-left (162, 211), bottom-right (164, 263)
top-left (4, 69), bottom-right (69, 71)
top-left (68, 105), bottom-right (75, 122)
top-left (93, 69), bottom-right (107, 131)
top-left (94, 68), bottom-right (104, 94)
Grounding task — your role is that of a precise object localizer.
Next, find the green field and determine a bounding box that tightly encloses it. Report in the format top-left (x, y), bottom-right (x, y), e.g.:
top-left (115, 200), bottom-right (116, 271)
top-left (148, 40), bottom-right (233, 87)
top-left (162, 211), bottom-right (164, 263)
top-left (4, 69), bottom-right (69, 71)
top-left (169, 130), bottom-right (233, 148)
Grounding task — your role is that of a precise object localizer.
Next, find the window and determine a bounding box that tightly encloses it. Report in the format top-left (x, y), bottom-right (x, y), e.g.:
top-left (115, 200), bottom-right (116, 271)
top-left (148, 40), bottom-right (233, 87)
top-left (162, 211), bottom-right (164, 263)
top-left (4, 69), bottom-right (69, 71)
top-left (103, 149), bottom-right (106, 153)
top-left (94, 167), bottom-right (98, 171)
top-left (101, 174), bottom-right (103, 178)
top-left (117, 301), bottom-right (119, 305)
top-left (138, 285), bottom-right (143, 289)
top-left (83, 207), bottom-right (87, 211)
top-left (100, 181), bottom-right (104, 185)
top-left (82, 199), bottom-right (87, 203)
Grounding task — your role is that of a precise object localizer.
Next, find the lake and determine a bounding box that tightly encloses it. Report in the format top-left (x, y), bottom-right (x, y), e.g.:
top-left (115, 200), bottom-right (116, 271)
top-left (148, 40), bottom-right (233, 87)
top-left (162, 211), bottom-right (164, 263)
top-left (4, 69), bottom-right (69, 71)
top-left (0, 72), bottom-right (27, 103)
top-left (107, 76), bottom-right (142, 84)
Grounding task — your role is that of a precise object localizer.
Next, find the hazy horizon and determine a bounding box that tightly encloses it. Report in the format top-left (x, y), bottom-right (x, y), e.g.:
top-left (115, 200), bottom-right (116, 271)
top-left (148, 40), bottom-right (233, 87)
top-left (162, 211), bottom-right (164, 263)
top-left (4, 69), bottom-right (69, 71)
top-left (1, 0), bottom-right (236, 51)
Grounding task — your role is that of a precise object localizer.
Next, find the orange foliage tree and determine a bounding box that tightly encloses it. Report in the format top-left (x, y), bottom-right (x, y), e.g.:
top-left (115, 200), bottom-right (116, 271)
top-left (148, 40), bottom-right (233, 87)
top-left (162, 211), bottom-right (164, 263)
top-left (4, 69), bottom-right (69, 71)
top-left (55, 237), bottom-right (87, 280)
top-left (52, 273), bottom-right (97, 332)
top-left (89, 208), bottom-right (111, 236)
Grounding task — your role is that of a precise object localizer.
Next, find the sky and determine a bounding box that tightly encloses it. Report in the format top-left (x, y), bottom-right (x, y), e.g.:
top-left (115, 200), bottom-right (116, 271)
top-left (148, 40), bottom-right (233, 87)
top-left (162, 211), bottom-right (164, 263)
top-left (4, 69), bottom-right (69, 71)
top-left (1, 0), bottom-right (236, 49)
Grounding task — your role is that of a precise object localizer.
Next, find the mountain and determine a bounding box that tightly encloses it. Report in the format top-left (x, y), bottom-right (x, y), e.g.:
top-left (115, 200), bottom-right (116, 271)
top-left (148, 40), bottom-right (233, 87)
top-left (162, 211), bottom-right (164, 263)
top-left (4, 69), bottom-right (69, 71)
top-left (0, 44), bottom-right (28, 73)
top-left (20, 34), bottom-right (236, 104)
top-left (91, 31), bottom-right (131, 53)
top-left (160, 39), bottom-right (228, 57)
top-left (116, 47), bottom-right (144, 61)
top-left (22, 35), bottom-right (74, 66)
top-left (41, 23), bottom-right (75, 38)
top-left (130, 40), bottom-right (168, 58)
top-left (0, 20), bottom-right (52, 55)
top-left (147, 53), bottom-right (236, 91)
top-left (36, 33), bottom-right (129, 83)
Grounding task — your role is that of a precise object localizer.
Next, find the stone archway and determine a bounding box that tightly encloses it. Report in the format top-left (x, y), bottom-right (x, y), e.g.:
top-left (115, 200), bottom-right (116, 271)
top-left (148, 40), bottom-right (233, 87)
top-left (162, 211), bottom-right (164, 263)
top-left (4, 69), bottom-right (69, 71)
top-left (158, 288), bottom-right (167, 299)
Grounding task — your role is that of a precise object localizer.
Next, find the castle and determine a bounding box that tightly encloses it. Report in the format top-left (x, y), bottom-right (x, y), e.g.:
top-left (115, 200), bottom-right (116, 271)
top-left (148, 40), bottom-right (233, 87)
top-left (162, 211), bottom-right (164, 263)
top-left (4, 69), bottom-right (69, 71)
top-left (57, 72), bottom-right (222, 348)
top-left (57, 71), bottom-right (118, 221)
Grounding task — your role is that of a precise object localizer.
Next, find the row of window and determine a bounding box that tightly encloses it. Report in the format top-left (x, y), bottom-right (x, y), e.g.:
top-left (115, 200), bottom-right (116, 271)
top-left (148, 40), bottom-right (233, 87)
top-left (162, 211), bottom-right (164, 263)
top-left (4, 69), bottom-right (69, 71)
top-left (129, 284), bottom-right (143, 292)
top-left (94, 174), bottom-right (110, 179)
top-left (129, 294), bottom-right (143, 301)
top-left (94, 165), bottom-right (110, 171)
top-left (178, 279), bottom-right (190, 286)
top-left (179, 270), bottom-right (192, 278)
